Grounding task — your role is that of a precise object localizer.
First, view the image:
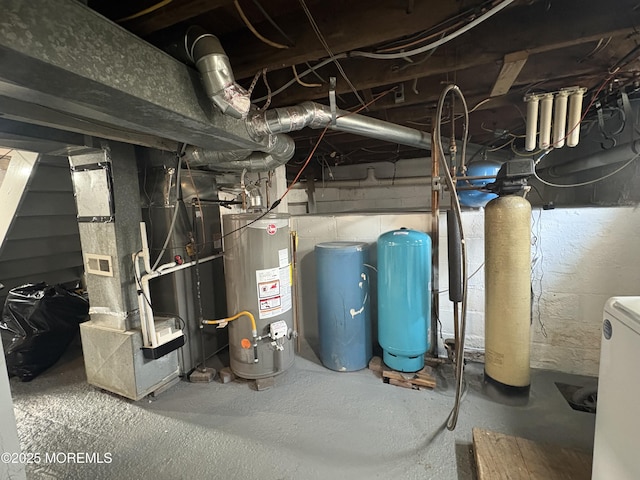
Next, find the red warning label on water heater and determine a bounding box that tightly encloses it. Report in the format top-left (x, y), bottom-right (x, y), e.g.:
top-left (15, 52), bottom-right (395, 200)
top-left (258, 279), bottom-right (280, 298)
top-left (255, 267), bottom-right (292, 319)
top-left (259, 296), bottom-right (281, 311)
top-left (266, 223), bottom-right (277, 235)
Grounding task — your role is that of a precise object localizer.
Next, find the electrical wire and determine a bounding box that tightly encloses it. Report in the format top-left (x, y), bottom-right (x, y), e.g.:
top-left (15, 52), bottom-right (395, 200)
top-left (376, 0), bottom-right (496, 53)
top-left (117, 0), bottom-right (172, 22)
top-left (298, 0), bottom-right (366, 108)
top-left (512, 140), bottom-right (544, 157)
top-left (350, 0), bottom-right (515, 60)
top-left (434, 84), bottom-right (470, 431)
top-left (486, 137), bottom-right (514, 152)
top-left (234, 0), bottom-right (289, 49)
top-left (254, 55), bottom-right (343, 102)
top-left (183, 157), bottom-right (206, 253)
top-left (220, 126), bottom-right (330, 241)
top-left (534, 153), bottom-right (640, 188)
top-left (378, 19), bottom-right (466, 53)
top-left (223, 87), bottom-right (396, 240)
top-left (292, 65), bottom-right (322, 88)
top-left (251, 0), bottom-right (296, 47)
top-left (530, 207), bottom-right (547, 338)
top-left (151, 143), bottom-right (186, 271)
top-left (438, 262), bottom-right (484, 295)
top-left (396, 47), bottom-right (440, 72)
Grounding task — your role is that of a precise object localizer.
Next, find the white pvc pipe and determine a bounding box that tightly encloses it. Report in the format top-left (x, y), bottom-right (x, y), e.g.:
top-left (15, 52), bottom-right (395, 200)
top-left (139, 222), bottom-right (152, 274)
top-left (140, 273), bottom-right (158, 347)
top-left (538, 94), bottom-right (553, 150)
top-left (552, 91), bottom-right (569, 149)
top-left (136, 222), bottom-right (221, 348)
top-left (133, 253), bottom-right (150, 346)
top-left (567, 89), bottom-right (586, 147)
top-left (525, 96), bottom-right (539, 152)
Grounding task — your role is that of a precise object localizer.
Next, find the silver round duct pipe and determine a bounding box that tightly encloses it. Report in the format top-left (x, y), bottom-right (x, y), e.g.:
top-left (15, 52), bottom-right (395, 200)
top-left (185, 26), bottom-right (251, 120)
top-left (186, 134), bottom-right (296, 172)
top-left (247, 101), bottom-right (432, 151)
top-left (184, 29), bottom-right (431, 172)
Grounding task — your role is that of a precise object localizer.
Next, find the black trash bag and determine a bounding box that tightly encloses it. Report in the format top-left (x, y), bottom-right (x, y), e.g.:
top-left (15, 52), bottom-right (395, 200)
top-left (1, 282), bottom-right (89, 381)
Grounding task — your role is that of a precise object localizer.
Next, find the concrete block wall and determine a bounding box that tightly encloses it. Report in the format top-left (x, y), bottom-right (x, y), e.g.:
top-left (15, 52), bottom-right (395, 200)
top-left (528, 206), bottom-right (640, 375)
top-left (312, 184), bottom-right (433, 213)
top-left (292, 213), bottom-right (430, 354)
top-left (292, 206), bottom-right (640, 377)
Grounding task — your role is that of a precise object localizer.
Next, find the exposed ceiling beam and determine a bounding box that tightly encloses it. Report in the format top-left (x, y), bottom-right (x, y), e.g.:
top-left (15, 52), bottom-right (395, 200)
top-left (121, 0), bottom-right (230, 37)
top-left (227, 0), bottom-right (486, 79)
top-left (254, 0), bottom-right (640, 105)
top-left (491, 51), bottom-right (529, 97)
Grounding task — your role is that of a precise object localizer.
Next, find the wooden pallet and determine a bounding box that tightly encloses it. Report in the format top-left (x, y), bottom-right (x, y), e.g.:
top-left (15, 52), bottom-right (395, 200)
top-left (368, 356), bottom-right (436, 390)
top-left (473, 428), bottom-right (592, 480)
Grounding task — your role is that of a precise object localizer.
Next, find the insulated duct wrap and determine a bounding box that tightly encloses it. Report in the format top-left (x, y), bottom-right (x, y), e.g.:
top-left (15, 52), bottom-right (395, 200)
top-left (484, 195), bottom-right (531, 392)
top-left (186, 134), bottom-right (295, 172)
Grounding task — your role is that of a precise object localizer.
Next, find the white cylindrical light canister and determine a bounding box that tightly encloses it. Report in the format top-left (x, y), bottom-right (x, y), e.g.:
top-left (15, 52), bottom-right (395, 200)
top-left (538, 94), bottom-right (553, 150)
top-left (567, 89), bottom-right (586, 147)
top-left (525, 96), bottom-right (539, 152)
top-left (552, 91), bottom-right (569, 148)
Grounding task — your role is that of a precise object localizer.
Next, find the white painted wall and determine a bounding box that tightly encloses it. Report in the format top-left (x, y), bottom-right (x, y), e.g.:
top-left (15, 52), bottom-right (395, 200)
top-left (292, 206), bottom-right (640, 377)
top-left (0, 336), bottom-right (26, 480)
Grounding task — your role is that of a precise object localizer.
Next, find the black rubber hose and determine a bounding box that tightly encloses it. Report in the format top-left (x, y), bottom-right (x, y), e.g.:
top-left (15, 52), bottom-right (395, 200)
top-left (447, 209), bottom-right (463, 302)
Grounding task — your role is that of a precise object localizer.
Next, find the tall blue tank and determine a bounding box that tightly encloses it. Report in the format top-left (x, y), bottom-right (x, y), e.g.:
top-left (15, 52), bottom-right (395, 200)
top-left (378, 229), bottom-right (431, 372)
top-left (316, 242), bottom-right (372, 371)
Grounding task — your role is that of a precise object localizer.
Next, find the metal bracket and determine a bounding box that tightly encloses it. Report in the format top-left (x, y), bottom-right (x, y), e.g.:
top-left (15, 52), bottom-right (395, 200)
top-left (432, 175), bottom-right (442, 192)
top-left (329, 77), bottom-right (337, 126)
top-left (394, 83), bottom-right (405, 104)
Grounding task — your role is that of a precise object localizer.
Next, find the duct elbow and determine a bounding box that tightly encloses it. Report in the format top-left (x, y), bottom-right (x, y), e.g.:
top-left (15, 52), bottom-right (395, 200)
top-left (185, 27), bottom-right (250, 119)
top-left (184, 134), bottom-right (295, 173)
top-left (247, 101), bottom-right (328, 137)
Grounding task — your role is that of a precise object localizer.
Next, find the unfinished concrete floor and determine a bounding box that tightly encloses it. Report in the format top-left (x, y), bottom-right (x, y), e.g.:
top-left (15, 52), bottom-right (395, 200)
top-left (8, 341), bottom-right (596, 480)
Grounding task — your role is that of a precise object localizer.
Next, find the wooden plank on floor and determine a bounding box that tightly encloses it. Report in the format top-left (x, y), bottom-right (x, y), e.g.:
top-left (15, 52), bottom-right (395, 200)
top-left (370, 356), bottom-right (437, 389)
top-left (472, 428), bottom-right (592, 480)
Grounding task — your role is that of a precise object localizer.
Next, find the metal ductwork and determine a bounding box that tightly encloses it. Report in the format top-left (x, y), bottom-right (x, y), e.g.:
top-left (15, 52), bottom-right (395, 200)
top-left (186, 133), bottom-right (295, 172)
top-left (187, 99), bottom-right (432, 172)
top-left (185, 27), bottom-right (251, 120)
top-left (247, 101), bottom-right (432, 150)
top-left (0, 0), bottom-right (432, 173)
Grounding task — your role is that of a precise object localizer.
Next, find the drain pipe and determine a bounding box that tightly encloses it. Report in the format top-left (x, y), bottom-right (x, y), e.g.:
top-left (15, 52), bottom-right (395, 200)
top-left (539, 140), bottom-right (640, 177)
top-left (247, 101), bottom-right (431, 150)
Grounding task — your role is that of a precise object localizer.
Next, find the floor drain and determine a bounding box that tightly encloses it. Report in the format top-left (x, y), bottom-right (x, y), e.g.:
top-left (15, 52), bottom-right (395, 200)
top-left (555, 382), bottom-right (597, 413)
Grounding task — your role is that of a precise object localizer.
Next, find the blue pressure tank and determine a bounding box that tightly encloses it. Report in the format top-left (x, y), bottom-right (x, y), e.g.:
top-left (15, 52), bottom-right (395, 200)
top-left (378, 229), bottom-right (431, 372)
top-left (316, 242), bottom-right (372, 371)
top-left (457, 161), bottom-right (501, 208)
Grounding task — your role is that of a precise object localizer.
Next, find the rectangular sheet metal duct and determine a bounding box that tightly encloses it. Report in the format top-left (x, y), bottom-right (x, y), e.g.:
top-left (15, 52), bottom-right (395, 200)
top-left (0, 0), bottom-right (262, 152)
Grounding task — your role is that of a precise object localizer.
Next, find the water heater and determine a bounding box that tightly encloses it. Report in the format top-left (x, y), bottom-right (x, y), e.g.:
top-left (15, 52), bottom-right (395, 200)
top-left (222, 213), bottom-right (294, 379)
top-left (377, 228), bottom-right (431, 372)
